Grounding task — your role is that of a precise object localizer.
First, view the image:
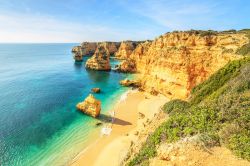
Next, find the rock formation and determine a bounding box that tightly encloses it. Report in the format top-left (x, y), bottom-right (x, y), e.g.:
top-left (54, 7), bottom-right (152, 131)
top-left (72, 46), bottom-right (84, 61)
top-left (120, 31), bottom-right (248, 99)
top-left (76, 94), bottom-right (101, 118)
top-left (119, 79), bottom-right (140, 87)
top-left (72, 42), bottom-right (97, 61)
top-left (115, 59), bottom-right (137, 73)
top-left (85, 45), bottom-right (111, 71)
top-left (72, 30), bottom-right (248, 99)
top-left (99, 42), bottom-right (120, 55)
top-left (115, 41), bottom-right (142, 59)
top-left (91, 88), bottom-right (101, 93)
top-left (72, 42), bottom-right (120, 61)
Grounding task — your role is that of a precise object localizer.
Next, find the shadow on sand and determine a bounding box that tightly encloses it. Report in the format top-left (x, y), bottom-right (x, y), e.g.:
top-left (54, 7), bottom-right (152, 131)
top-left (98, 114), bottom-right (132, 126)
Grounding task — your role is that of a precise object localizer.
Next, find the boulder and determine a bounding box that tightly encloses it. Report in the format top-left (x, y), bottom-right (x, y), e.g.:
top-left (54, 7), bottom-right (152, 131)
top-left (120, 79), bottom-right (140, 87)
top-left (76, 94), bottom-right (101, 118)
top-left (91, 88), bottom-right (101, 93)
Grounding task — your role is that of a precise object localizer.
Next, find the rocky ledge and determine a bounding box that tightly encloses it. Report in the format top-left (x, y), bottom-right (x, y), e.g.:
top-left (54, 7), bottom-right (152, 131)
top-left (76, 94), bottom-right (101, 118)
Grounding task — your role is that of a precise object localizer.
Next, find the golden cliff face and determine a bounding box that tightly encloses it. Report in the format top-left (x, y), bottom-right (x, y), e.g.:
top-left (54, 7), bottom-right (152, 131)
top-left (115, 41), bottom-right (143, 59)
top-left (128, 32), bottom-right (248, 99)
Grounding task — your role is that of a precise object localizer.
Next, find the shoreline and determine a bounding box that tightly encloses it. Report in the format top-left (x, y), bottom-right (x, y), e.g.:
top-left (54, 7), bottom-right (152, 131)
top-left (70, 90), bottom-right (168, 166)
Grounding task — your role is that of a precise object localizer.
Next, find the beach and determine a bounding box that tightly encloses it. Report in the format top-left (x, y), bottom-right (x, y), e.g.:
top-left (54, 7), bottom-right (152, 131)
top-left (70, 90), bottom-right (168, 166)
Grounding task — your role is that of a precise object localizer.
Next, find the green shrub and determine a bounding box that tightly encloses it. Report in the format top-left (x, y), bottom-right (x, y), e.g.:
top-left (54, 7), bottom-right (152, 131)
top-left (199, 30), bottom-right (218, 37)
top-left (190, 58), bottom-right (250, 105)
top-left (163, 99), bottom-right (189, 115)
top-left (228, 131), bottom-right (250, 160)
top-left (237, 29), bottom-right (250, 56)
top-left (222, 29), bottom-right (237, 34)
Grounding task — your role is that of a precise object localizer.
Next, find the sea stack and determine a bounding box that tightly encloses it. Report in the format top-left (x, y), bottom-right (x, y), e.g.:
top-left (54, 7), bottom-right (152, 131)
top-left (76, 94), bottom-right (101, 118)
top-left (72, 46), bottom-right (84, 61)
top-left (85, 45), bottom-right (111, 71)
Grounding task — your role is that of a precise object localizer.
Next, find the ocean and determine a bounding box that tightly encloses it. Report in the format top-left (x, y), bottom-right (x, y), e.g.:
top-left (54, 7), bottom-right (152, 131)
top-left (0, 44), bottom-right (130, 166)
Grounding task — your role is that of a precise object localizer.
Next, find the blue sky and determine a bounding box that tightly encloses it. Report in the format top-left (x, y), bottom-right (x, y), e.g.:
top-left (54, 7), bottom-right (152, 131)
top-left (0, 0), bottom-right (249, 42)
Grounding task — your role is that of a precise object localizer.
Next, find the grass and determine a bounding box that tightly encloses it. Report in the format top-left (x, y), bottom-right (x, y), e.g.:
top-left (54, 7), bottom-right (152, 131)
top-left (127, 56), bottom-right (250, 165)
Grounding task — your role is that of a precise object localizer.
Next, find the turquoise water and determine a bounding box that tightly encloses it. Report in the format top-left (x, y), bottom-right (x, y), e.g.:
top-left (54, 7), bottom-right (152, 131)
top-left (0, 44), bottom-right (130, 166)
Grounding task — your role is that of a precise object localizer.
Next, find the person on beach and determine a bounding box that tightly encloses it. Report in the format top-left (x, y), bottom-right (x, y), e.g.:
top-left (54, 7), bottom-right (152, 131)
top-left (109, 110), bottom-right (115, 124)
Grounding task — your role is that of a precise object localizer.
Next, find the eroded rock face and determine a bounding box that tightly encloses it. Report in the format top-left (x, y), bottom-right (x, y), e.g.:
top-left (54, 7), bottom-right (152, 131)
top-left (123, 32), bottom-right (248, 99)
top-left (72, 42), bottom-right (97, 61)
top-left (76, 94), bottom-right (101, 118)
top-left (72, 46), bottom-right (85, 61)
top-left (115, 59), bottom-right (137, 73)
top-left (85, 45), bottom-right (111, 71)
top-left (72, 42), bottom-right (120, 61)
top-left (99, 42), bottom-right (120, 55)
top-left (115, 41), bottom-right (142, 59)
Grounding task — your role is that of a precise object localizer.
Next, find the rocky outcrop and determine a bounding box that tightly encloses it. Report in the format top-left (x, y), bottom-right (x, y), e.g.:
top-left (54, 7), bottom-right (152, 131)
top-left (72, 42), bottom-right (97, 61)
top-left (76, 94), bottom-right (101, 118)
top-left (119, 79), bottom-right (140, 87)
top-left (99, 42), bottom-right (120, 55)
top-left (121, 31), bottom-right (248, 99)
top-left (85, 45), bottom-right (111, 71)
top-left (115, 59), bottom-right (137, 73)
top-left (72, 46), bottom-right (84, 61)
top-left (72, 42), bottom-right (120, 61)
top-left (115, 41), bottom-right (143, 59)
top-left (91, 88), bottom-right (101, 93)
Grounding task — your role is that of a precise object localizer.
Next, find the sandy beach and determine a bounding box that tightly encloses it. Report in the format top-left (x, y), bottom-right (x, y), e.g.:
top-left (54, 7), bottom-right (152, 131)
top-left (70, 90), bottom-right (168, 166)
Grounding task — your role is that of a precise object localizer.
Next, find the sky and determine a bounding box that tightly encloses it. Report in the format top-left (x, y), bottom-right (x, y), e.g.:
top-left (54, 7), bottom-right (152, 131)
top-left (0, 0), bottom-right (249, 43)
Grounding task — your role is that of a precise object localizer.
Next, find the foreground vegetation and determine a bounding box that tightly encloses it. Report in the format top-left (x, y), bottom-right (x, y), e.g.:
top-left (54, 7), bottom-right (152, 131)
top-left (127, 30), bottom-right (250, 165)
top-left (237, 29), bottom-right (250, 56)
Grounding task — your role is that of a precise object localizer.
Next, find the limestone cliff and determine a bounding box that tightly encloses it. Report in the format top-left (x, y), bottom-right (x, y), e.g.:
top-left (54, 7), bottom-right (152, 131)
top-left (72, 31), bottom-right (248, 99)
top-left (76, 94), bottom-right (101, 118)
top-left (122, 31), bottom-right (248, 99)
top-left (85, 45), bottom-right (111, 71)
top-left (72, 42), bottom-right (120, 61)
top-left (115, 41), bottom-right (143, 59)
